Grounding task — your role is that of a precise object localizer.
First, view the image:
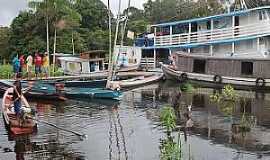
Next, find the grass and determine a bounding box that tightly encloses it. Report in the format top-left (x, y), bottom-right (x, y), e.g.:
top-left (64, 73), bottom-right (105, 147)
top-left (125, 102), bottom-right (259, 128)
top-left (0, 64), bottom-right (64, 79)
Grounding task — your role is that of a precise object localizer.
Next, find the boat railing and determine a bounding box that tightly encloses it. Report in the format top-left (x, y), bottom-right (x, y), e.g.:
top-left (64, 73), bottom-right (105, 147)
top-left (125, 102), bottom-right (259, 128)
top-left (155, 20), bottom-right (270, 46)
top-left (141, 58), bottom-right (155, 69)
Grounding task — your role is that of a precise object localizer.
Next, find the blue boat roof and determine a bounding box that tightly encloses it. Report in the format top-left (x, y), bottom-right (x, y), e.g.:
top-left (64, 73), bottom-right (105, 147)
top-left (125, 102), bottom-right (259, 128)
top-left (152, 6), bottom-right (270, 27)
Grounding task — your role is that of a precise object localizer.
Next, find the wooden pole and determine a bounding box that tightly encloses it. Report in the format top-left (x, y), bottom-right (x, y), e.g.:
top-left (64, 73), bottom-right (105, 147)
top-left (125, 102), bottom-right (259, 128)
top-left (52, 28), bottom-right (57, 73)
top-left (107, 0), bottom-right (121, 86)
top-left (106, 0), bottom-right (113, 88)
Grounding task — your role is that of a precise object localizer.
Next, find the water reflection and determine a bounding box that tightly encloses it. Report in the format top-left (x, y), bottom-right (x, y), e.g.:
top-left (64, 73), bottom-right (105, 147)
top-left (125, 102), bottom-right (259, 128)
top-left (1, 82), bottom-right (270, 159)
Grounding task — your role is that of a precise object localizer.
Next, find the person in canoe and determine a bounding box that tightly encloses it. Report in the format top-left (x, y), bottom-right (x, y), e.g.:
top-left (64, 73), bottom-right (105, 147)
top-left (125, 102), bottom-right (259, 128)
top-left (13, 80), bottom-right (22, 118)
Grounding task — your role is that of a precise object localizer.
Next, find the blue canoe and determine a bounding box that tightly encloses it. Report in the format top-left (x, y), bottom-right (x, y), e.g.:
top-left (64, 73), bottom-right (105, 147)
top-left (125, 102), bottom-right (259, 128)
top-left (0, 80), bottom-right (66, 101)
top-left (64, 87), bottom-right (122, 100)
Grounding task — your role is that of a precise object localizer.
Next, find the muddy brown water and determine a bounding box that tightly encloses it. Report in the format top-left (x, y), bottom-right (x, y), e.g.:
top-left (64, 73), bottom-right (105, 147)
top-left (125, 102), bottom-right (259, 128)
top-left (0, 81), bottom-right (270, 160)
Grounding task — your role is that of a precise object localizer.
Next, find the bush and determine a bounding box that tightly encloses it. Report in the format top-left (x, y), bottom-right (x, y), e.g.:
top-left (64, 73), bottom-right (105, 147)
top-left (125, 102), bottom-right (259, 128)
top-left (0, 64), bottom-right (13, 79)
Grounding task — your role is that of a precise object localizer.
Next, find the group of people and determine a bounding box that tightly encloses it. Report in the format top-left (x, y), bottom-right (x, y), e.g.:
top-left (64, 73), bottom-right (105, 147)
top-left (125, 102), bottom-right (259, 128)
top-left (12, 52), bottom-right (49, 79)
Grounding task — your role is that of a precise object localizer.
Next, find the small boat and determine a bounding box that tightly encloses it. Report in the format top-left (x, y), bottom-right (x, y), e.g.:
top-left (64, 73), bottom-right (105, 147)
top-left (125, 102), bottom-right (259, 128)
top-left (0, 80), bottom-right (66, 101)
top-left (64, 87), bottom-right (122, 100)
top-left (108, 72), bottom-right (164, 88)
top-left (2, 88), bottom-right (37, 135)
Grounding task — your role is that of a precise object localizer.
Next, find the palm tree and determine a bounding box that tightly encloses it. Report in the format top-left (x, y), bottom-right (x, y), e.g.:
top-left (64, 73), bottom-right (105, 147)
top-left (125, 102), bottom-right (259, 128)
top-left (28, 0), bottom-right (81, 73)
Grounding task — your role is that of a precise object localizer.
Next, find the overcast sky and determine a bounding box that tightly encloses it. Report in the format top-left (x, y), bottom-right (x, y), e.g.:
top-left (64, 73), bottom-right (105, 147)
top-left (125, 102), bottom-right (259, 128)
top-left (0, 0), bottom-right (146, 27)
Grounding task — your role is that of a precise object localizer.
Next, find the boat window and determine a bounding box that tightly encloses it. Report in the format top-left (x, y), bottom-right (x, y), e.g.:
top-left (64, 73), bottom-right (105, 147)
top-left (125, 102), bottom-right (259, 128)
top-left (259, 10), bottom-right (268, 20)
top-left (234, 16), bottom-right (239, 26)
top-left (241, 62), bottom-right (253, 75)
top-left (193, 59), bottom-right (206, 74)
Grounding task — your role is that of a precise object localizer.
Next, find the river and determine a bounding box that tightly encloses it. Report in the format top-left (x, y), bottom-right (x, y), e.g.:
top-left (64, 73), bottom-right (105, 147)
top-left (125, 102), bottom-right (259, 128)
top-left (0, 81), bottom-right (270, 160)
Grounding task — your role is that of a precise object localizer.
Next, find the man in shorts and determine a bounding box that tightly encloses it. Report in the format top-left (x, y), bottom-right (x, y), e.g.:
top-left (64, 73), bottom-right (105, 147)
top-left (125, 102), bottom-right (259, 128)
top-left (34, 53), bottom-right (42, 78)
top-left (26, 54), bottom-right (33, 79)
top-left (42, 52), bottom-right (49, 79)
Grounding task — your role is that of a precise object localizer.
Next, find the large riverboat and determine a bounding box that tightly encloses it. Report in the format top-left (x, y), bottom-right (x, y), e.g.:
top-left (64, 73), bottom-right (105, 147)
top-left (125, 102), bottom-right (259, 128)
top-left (138, 3), bottom-right (270, 90)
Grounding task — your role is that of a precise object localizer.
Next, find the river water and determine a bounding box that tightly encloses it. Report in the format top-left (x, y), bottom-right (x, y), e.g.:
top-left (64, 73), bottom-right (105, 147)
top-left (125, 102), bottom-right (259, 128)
top-left (1, 81), bottom-right (270, 160)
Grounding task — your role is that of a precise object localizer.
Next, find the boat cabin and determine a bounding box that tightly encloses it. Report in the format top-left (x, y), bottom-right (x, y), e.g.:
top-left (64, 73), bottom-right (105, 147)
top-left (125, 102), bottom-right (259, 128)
top-left (137, 6), bottom-right (270, 69)
top-left (174, 52), bottom-right (270, 78)
top-left (58, 47), bottom-right (142, 75)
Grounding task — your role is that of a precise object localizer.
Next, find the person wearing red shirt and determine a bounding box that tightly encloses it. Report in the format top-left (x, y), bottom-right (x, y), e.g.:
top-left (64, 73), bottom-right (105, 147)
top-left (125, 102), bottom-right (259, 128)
top-left (34, 53), bottom-right (42, 78)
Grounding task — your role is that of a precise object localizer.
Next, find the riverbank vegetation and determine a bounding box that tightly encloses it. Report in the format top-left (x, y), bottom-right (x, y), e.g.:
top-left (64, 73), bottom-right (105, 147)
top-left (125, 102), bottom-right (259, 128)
top-left (0, 64), bottom-right (63, 79)
top-left (160, 106), bottom-right (182, 160)
top-left (210, 85), bottom-right (256, 133)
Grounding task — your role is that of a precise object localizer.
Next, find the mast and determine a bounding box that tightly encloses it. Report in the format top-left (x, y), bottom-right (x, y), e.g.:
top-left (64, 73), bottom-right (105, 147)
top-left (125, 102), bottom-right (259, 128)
top-left (111, 0), bottom-right (131, 80)
top-left (107, 0), bottom-right (122, 87)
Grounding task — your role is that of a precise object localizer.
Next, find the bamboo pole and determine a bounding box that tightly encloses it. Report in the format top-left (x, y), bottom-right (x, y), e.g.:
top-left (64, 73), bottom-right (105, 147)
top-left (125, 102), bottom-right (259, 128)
top-left (107, 0), bottom-right (121, 87)
top-left (111, 0), bottom-right (131, 80)
top-left (52, 28), bottom-right (57, 74)
top-left (106, 0), bottom-right (113, 88)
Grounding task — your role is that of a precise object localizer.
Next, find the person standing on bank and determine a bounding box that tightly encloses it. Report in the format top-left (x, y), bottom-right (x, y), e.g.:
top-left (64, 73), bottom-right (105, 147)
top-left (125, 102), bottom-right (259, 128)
top-left (34, 53), bottom-right (42, 78)
top-left (26, 54), bottom-right (33, 79)
top-left (19, 55), bottom-right (25, 76)
top-left (42, 52), bottom-right (49, 79)
top-left (12, 55), bottom-right (20, 79)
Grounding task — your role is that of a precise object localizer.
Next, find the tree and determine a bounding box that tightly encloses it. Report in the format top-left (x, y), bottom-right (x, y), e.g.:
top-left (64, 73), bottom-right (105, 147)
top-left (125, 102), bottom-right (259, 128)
top-left (0, 27), bottom-right (11, 60)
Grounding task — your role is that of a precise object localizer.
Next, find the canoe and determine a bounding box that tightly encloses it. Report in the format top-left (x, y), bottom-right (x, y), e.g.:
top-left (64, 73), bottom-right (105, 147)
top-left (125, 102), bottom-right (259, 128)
top-left (108, 72), bottom-right (164, 88)
top-left (2, 88), bottom-right (37, 135)
top-left (0, 80), bottom-right (66, 101)
top-left (64, 88), bottom-right (122, 100)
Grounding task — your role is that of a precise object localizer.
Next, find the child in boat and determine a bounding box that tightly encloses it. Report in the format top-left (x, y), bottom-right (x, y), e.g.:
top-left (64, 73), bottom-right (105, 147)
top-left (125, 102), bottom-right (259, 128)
top-left (13, 80), bottom-right (22, 117)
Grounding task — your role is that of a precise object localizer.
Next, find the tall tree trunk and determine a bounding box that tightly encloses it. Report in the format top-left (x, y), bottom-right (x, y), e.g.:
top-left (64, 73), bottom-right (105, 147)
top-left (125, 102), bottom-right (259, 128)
top-left (72, 31), bottom-right (75, 55)
top-left (46, 0), bottom-right (50, 76)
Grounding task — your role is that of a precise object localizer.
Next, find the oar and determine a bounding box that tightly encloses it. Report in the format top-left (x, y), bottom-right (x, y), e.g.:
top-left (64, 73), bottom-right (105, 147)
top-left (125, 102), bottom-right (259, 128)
top-left (26, 116), bottom-right (87, 139)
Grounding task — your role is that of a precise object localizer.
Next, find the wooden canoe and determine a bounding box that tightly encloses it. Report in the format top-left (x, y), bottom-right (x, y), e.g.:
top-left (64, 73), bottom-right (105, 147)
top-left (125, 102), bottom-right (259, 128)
top-left (2, 88), bottom-right (37, 135)
top-left (108, 72), bottom-right (164, 88)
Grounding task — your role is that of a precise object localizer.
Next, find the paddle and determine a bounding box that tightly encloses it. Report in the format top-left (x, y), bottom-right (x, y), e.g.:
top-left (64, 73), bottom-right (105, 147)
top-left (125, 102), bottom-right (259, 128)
top-left (12, 83), bottom-right (86, 139)
top-left (26, 116), bottom-right (87, 139)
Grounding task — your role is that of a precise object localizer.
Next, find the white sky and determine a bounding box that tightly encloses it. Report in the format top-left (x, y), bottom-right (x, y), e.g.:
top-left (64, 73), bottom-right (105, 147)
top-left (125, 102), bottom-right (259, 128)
top-left (0, 0), bottom-right (146, 27)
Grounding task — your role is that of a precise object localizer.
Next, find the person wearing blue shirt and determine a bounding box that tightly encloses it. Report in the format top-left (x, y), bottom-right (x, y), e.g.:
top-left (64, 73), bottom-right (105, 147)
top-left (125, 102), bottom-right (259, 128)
top-left (12, 55), bottom-right (20, 79)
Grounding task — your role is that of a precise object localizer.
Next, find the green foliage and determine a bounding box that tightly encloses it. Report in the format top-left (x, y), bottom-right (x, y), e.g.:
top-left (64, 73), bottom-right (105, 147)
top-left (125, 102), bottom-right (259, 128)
top-left (210, 85), bottom-right (237, 116)
top-left (180, 82), bottom-right (194, 93)
top-left (0, 27), bottom-right (11, 59)
top-left (50, 66), bottom-right (64, 76)
top-left (0, 64), bottom-right (13, 79)
top-left (143, 0), bottom-right (224, 24)
top-left (6, 0), bottom-right (110, 60)
top-left (160, 106), bottom-right (176, 132)
top-left (160, 106), bottom-right (182, 160)
top-left (160, 135), bottom-right (182, 160)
